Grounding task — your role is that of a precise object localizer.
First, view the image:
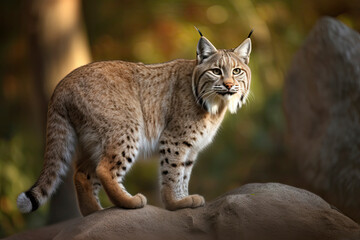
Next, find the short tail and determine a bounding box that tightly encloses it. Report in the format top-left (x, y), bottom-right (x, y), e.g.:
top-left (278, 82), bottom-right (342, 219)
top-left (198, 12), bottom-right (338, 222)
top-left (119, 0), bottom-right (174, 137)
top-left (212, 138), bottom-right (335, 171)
top-left (17, 103), bottom-right (76, 213)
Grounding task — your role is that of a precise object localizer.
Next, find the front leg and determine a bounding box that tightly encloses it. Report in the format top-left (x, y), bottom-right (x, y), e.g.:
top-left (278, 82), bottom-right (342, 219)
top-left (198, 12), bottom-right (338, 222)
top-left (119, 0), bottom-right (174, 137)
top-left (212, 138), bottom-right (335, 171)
top-left (181, 151), bottom-right (198, 197)
top-left (159, 140), bottom-right (204, 210)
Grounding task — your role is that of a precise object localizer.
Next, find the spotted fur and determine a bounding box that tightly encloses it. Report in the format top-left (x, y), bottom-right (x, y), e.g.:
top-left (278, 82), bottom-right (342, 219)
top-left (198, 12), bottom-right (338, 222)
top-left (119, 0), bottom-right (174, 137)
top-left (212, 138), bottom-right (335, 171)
top-left (17, 34), bottom-right (252, 216)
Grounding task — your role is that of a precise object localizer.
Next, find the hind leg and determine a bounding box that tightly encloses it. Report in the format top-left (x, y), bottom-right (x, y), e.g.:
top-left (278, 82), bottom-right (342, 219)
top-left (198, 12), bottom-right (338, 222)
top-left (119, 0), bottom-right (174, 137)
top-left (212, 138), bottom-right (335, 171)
top-left (96, 139), bottom-right (146, 209)
top-left (74, 170), bottom-right (102, 216)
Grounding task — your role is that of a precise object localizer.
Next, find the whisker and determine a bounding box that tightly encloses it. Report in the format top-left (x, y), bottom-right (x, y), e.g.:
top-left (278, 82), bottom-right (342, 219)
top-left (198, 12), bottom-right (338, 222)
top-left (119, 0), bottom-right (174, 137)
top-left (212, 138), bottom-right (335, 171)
top-left (195, 88), bottom-right (207, 104)
top-left (200, 90), bottom-right (217, 108)
top-left (200, 91), bottom-right (215, 106)
top-left (196, 88), bottom-right (214, 106)
top-left (248, 91), bottom-right (255, 102)
top-left (244, 90), bottom-right (254, 105)
top-left (203, 92), bottom-right (217, 106)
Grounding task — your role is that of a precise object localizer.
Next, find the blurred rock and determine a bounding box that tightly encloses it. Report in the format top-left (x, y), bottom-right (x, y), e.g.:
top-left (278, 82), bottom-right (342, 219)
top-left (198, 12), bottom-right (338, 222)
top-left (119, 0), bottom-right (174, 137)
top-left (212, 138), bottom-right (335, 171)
top-left (5, 183), bottom-right (360, 240)
top-left (284, 17), bottom-right (360, 222)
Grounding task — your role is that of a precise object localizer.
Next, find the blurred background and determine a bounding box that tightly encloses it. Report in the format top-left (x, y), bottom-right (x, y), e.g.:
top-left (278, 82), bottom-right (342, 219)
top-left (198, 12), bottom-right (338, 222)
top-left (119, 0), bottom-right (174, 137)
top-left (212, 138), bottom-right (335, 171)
top-left (0, 0), bottom-right (359, 237)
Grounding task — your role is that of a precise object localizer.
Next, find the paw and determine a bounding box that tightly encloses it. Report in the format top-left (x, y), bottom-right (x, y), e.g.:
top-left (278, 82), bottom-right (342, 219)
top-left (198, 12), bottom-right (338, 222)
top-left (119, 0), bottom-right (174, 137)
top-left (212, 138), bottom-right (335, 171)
top-left (134, 193), bottom-right (147, 208)
top-left (165, 194), bottom-right (205, 210)
top-left (189, 194), bottom-right (205, 208)
top-left (121, 193), bottom-right (147, 209)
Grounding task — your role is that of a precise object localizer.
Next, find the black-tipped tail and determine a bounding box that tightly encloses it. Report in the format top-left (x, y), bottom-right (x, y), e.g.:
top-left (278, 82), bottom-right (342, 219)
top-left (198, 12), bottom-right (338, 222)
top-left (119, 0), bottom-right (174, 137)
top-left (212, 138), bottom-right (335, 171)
top-left (25, 190), bottom-right (39, 211)
top-left (17, 190), bottom-right (39, 213)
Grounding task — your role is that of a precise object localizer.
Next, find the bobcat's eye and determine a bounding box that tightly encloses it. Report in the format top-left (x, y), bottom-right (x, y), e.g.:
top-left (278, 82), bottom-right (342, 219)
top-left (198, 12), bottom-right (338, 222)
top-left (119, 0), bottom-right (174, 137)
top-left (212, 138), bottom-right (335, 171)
top-left (211, 68), bottom-right (222, 75)
top-left (232, 68), bottom-right (242, 75)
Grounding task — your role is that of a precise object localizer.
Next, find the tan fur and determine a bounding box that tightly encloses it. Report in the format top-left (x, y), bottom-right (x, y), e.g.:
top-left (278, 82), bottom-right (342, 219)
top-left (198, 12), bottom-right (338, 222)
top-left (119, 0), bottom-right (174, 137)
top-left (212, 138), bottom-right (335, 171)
top-left (17, 35), bottom-right (252, 216)
top-left (74, 171), bottom-right (101, 216)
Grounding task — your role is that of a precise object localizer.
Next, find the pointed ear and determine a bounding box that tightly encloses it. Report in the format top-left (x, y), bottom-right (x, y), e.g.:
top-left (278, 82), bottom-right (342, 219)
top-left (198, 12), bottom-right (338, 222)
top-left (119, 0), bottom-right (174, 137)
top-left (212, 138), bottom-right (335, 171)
top-left (196, 37), bottom-right (217, 64)
top-left (233, 38), bottom-right (252, 64)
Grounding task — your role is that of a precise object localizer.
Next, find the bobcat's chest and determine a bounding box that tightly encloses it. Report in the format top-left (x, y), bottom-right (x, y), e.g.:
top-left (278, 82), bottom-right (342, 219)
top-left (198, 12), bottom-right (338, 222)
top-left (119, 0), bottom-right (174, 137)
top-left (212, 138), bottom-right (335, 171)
top-left (191, 122), bottom-right (221, 152)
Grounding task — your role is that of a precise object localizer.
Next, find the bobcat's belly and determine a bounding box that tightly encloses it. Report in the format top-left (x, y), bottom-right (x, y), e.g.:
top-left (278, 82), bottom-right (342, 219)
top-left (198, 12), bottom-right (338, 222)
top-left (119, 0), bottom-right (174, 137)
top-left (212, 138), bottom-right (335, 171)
top-left (138, 124), bottom-right (165, 158)
top-left (138, 135), bottom-right (160, 158)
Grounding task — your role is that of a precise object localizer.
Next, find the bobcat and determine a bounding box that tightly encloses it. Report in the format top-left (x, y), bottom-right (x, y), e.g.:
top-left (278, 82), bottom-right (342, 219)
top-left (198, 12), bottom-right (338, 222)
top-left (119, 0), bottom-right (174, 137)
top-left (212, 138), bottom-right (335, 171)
top-left (17, 30), bottom-right (252, 216)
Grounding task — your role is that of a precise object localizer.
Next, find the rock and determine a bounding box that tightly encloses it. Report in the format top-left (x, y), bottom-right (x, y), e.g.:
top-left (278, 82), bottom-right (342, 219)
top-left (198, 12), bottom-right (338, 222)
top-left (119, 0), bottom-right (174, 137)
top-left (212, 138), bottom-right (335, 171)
top-left (5, 183), bottom-right (360, 240)
top-left (284, 17), bottom-right (360, 222)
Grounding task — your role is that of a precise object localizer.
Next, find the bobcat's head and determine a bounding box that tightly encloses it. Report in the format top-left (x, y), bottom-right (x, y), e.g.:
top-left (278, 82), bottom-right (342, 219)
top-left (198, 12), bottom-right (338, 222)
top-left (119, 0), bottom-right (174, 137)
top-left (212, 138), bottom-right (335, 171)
top-left (192, 32), bottom-right (252, 115)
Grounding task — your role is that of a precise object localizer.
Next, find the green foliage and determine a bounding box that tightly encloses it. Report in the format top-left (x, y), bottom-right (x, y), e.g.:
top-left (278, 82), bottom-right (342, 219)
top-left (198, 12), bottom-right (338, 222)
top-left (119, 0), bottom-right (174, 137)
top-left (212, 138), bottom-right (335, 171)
top-left (0, 130), bottom-right (48, 236)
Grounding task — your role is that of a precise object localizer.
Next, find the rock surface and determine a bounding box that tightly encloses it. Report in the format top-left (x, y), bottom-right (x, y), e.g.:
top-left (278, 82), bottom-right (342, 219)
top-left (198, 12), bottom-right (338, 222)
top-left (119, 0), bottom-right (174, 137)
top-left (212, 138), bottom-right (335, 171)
top-left (284, 17), bottom-right (360, 222)
top-left (5, 183), bottom-right (360, 240)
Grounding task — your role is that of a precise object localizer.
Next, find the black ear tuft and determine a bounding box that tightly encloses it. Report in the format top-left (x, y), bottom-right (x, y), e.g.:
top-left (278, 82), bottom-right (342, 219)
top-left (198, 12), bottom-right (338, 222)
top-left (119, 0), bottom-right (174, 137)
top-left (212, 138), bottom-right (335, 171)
top-left (247, 29), bottom-right (254, 38)
top-left (194, 26), bottom-right (203, 37)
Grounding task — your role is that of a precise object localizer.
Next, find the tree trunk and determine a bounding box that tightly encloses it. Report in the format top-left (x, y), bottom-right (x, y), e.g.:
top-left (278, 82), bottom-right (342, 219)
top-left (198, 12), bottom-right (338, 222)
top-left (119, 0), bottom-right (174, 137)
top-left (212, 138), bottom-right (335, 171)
top-left (26, 0), bottom-right (91, 223)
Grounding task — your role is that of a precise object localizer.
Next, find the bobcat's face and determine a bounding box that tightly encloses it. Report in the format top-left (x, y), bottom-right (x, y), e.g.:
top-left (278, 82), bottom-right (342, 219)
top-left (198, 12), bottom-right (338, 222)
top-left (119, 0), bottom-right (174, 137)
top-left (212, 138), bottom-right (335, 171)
top-left (193, 36), bottom-right (252, 114)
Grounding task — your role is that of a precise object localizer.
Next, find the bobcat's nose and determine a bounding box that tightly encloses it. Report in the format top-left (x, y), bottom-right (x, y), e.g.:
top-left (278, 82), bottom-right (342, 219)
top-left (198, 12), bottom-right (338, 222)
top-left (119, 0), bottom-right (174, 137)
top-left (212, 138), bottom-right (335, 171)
top-left (223, 80), bottom-right (234, 90)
